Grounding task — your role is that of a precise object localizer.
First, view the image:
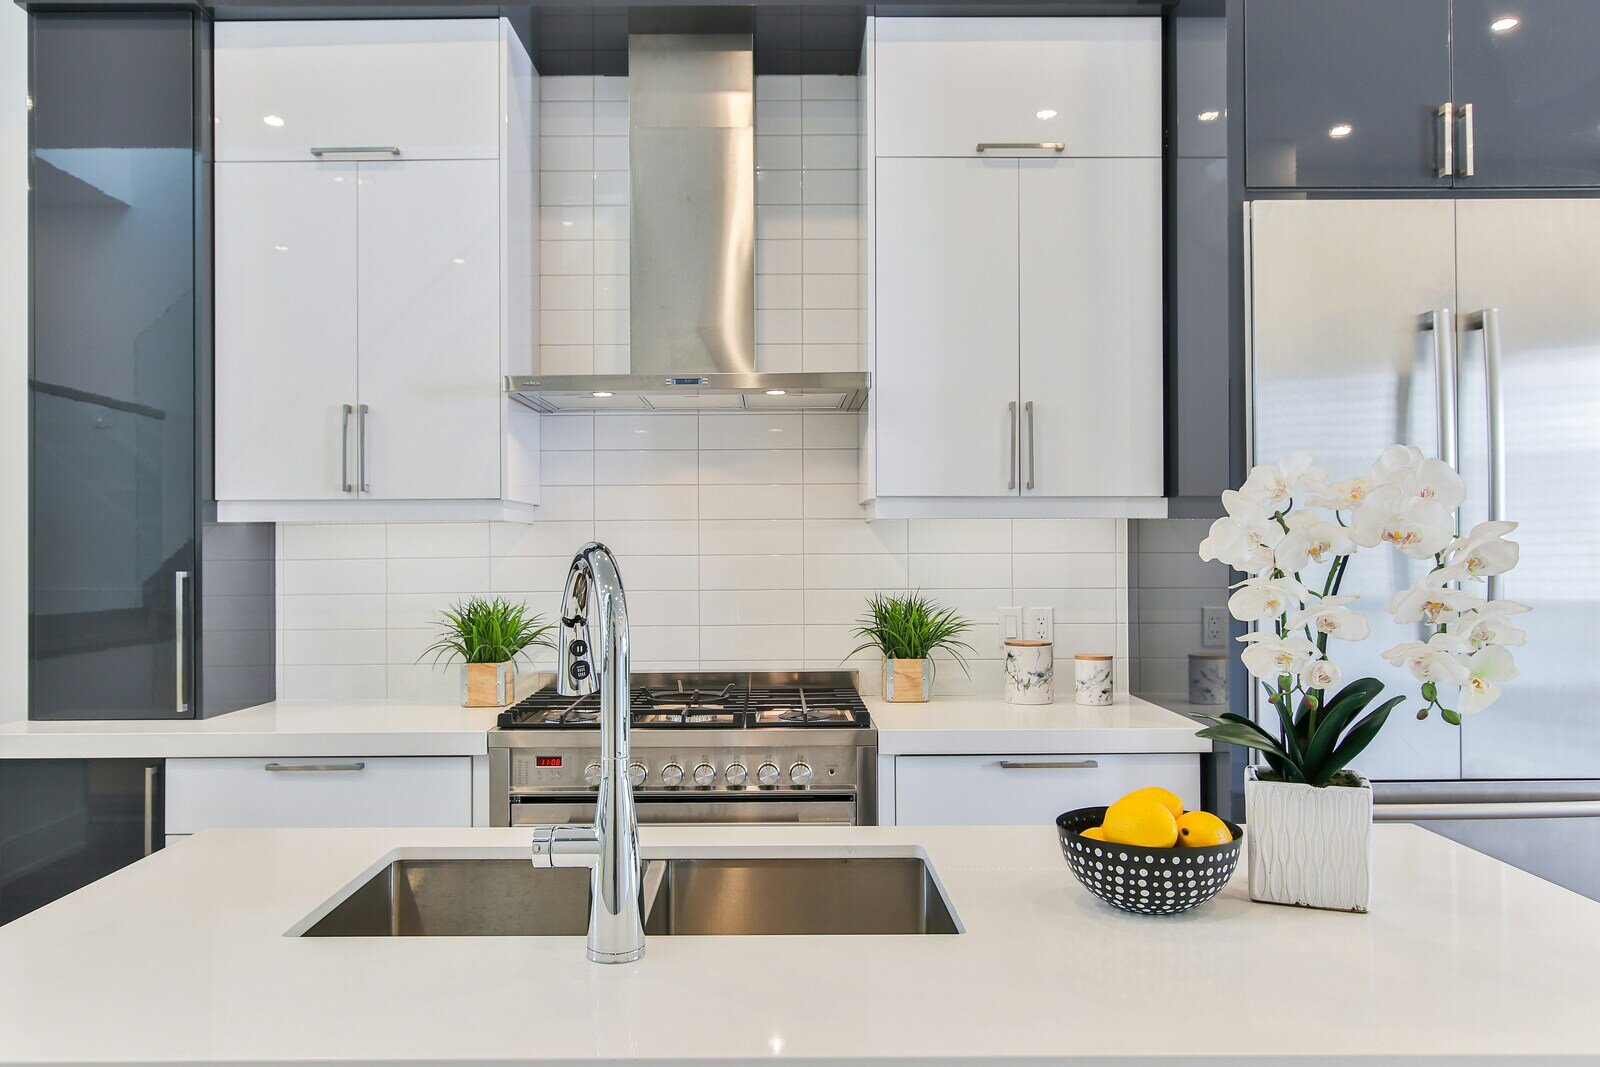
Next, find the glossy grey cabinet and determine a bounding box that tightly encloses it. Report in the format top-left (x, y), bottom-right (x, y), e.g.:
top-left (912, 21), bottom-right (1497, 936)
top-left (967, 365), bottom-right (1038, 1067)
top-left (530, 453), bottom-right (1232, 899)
top-left (1452, 0), bottom-right (1600, 187)
top-left (1245, 0), bottom-right (1451, 189)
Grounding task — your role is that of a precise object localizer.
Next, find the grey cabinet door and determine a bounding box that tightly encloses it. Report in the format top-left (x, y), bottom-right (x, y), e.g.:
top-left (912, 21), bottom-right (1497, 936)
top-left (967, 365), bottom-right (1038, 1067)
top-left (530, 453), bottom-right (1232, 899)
top-left (1244, 0), bottom-right (1452, 189)
top-left (1452, 1), bottom-right (1600, 187)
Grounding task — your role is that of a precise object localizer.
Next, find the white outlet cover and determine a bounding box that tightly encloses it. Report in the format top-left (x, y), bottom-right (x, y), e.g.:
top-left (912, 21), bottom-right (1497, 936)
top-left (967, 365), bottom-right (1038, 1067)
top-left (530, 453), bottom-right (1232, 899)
top-left (1024, 606), bottom-right (1054, 642)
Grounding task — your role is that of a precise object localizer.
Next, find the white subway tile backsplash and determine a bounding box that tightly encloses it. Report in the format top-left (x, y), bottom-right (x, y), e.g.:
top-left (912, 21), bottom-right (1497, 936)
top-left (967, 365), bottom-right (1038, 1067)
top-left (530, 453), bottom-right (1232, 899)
top-left (698, 483), bottom-right (803, 520)
top-left (539, 136), bottom-right (593, 171)
top-left (594, 414), bottom-right (697, 451)
top-left (280, 594), bottom-right (387, 631)
top-left (595, 484), bottom-right (697, 521)
top-left (594, 450), bottom-right (698, 486)
top-left (386, 557), bottom-right (490, 595)
top-left (701, 625), bottom-right (804, 661)
top-left (593, 520), bottom-right (699, 556)
top-left (698, 413), bottom-right (802, 450)
top-left (803, 483), bottom-right (867, 519)
top-left (760, 74), bottom-right (802, 100)
top-left (700, 589), bottom-right (803, 626)
top-left (593, 100), bottom-right (628, 136)
top-left (756, 134), bottom-right (803, 170)
top-left (282, 558), bottom-right (385, 596)
top-left (594, 76), bottom-right (628, 101)
top-left (755, 98), bottom-right (802, 134)
top-left (699, 519), bottom-right (804, 555)
top-left (384, 522), bottom-right (490, 559)
top-left (802, 239), bottom-right (856, 274)
top-left (1012, 553), bottom-right (1120, 589)
top-left (803, 553), bottom-right (909, 590)
top-left (698, 449), bottom-right (804, 486)
top-left (1013, 518), bottom-right (1119, 554)
top-left (801, 75), bottom-right (856, 100)
top-left (280, 524), bottom-right (385, 560)
top-left (700, 554), bottom-right (804, 590)
top-left (593, 136), bottom-right (628, 171)
top-left (281, 665), bottom-right (386, 700)
top-left (802, 448), bottom-right (857, 484)
top-left (804, 518), bottom-right (906, 555)
top-left (491, 520), bottom-right (594, 557)
top-left (907, 553), bottom-right (1012, 589)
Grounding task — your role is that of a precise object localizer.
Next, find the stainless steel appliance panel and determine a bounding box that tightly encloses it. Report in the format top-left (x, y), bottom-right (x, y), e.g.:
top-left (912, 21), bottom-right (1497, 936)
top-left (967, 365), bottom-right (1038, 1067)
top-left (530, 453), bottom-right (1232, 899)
top-left (1248, 199), bottom-right (1461, 780)
top-left (510, 795), bottom-right (858, 826)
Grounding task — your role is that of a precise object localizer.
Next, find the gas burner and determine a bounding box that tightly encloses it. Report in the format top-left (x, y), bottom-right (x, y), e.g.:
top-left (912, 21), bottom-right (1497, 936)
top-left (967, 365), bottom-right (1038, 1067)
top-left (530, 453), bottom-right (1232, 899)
top-left (635, 712), bottom-right (738, 726)
top-left (495, 672), bottom-right (871, 730)
top-left (754, 706), bottom-right (855, 725)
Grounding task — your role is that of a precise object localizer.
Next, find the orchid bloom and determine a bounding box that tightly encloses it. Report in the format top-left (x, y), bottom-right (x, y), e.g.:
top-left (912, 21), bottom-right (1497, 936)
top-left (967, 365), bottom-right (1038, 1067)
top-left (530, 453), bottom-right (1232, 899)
top-left (1349, 483), bottom-right (1455, 559)
top-left (1286, 595), bottom-right (1370, 641)
top-left (1274, 509), bottom-right (1354, 573)
top-left (1457, 645), bottom-right (1519, 714)
top-left (1465, 599), bottom-right (1532, 649)
top-left (1412, 457), bottom-right (1468, 512)
top-left (1304, 476), bottom-right (1373, 511)
top-left (1239, 450), bottom-right (1331, 512)
top-left (1299, 657), bottom-right (1343, 692)
top-left (1370, 444), bottom-right (1425, 492)
top-left (1227, 575), bottom-right (1308, 623)
top-left (1447, 520), bottom-right (1521, 579)
top-left (1238, 631), bottom-right (1319, 682)
top-left (1198, 490), bottom-right (1283, 572)
top-left (1387, 565), bottom-right (1489, 625)
top-left (1381, 633), bottom-right (1472, 686)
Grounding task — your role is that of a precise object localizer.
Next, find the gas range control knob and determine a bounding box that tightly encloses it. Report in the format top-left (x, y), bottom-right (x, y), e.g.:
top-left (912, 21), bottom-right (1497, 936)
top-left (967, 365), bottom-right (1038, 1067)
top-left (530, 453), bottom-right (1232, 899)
top-left (756, 762), bottom-right (782, 788)
top-left (692, 763), bottom-right (717, 788)
top-left (789, 761), bottom-right (814, 787)
top-left (583, 762), bottom-right (602, 788)
top-left (724, 762), bottom-right (749, 787)
top-left (627, 762), bottom-right (647, 788)
top-left (659, 762), bottom-right (685, 788)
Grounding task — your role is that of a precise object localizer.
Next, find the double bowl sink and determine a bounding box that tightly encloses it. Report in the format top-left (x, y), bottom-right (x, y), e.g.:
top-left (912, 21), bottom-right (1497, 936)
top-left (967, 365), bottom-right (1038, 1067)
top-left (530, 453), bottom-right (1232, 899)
top-left (302, 856), bottom-right (959, 937)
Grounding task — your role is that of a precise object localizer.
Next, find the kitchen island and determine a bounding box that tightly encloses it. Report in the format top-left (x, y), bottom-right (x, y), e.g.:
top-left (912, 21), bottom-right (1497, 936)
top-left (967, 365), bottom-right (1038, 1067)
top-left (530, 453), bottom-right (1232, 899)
top-left (2, 822), bottom-right (1597, 1064)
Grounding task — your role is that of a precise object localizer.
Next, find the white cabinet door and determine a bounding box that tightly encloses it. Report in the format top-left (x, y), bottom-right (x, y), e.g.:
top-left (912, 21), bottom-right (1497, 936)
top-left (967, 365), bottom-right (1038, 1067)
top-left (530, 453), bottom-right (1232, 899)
top-left (894, 753), bottom-right (1200, 827)
top-left (165, 756), bottom-right (473, 833)
top-left (215, 161), bottom-right (358, 501)
top-left (873, 17), bottom-right (1161, 159)
top-left (214, 20), bottom-right (500, 162)
top-left (355, 160), bottom-right (502, 501)
top-left (1019, 158), bottom-right (1163, 498)
top-left (874, 157), bottom-right (1019, 498)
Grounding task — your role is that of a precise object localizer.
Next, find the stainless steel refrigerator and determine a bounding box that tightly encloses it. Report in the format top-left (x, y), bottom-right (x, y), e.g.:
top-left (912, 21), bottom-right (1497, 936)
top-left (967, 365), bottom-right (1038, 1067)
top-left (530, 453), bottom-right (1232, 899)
top-left (1248, 198), bottom-right (1600, 900)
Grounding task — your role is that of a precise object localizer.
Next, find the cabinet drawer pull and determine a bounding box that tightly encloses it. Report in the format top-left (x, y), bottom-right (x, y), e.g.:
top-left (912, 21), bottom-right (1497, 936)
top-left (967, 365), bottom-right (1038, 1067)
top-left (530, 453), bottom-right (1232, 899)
top-left (340, 404), bottom-right (354, 493)
top-left (1024, 400), bottom-right (1036, 491)
top-left (976, 142), bottom-right (1065, 153)
top-left (1435, 103), bottom-right (1454, 178)
top-left (1007, 401), bottom-right (1018, 490)
top-left (309, 146), bottom-right (400, 157)
top-left (357, 404), bottom-right (370, 492)
top-left (1456, 103), bottom-right (1475, 178)
top-left (998, 759), bottom-right (1099, 770)
top-left (264, 762), bottom-right (367, 773)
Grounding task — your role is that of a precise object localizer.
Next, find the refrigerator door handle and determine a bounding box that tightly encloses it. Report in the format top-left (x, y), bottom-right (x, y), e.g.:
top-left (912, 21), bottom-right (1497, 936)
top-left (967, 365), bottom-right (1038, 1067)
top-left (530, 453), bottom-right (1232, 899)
top-left (1473, 308), bottom-right (1508, 601)
top-left (1422, 309), bottom-right (1459, 468)
top-left (1376, 800), bottom-right (1600, 821)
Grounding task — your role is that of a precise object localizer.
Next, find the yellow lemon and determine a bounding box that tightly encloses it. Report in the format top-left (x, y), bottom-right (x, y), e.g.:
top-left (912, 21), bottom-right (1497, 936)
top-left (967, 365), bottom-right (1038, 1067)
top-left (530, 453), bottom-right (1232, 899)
top-left (1079, 826), bottom-right (1107, 841)
top-left (1176, 810), bottom-right (1233, 847)
top-left (1115, 786), bottom-right (1184, 822)
top-left (1101, 797), bottom-right (1179, 848)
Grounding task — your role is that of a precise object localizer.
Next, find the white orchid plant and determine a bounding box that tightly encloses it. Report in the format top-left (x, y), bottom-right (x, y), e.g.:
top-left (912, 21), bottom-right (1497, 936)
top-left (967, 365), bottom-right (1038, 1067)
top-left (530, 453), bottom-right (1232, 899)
top-left (1193, 445), bottom-right (1528, 787)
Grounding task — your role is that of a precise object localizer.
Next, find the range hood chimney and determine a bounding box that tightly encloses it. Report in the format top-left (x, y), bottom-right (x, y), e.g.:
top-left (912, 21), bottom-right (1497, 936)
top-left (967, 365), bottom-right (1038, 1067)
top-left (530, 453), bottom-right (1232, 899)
top-left (506, 23), bottom-right (869, 414)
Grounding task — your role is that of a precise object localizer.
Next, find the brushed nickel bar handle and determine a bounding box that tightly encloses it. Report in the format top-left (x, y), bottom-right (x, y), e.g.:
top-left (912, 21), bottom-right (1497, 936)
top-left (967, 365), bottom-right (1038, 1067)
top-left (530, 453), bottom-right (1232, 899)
top-left (357, 404), bottom-right (370, 493)
top-left (977, 142), bottom-right (1065, 154)
top-left (309, 146), bottom-right (400, 157)
top-left (1024, 400), bottom-right (1036, 491)
top-left (1480, 307), bottom-right (1506, 601)
top-left (174, 570), bottom-right (189, 716)
top-left (999, 759), bottom-right (1100, 770)
top-left (1376, 800), bottom-right (1600, 821)
top-left (264, 762), bottom-right (367, 772)
top-left (1435, 103), bottom-right (1455, 178)
top-left (1008, 401), bottom-right (1018, 490)
top-left (340, 404), bottom-right (353, 493)
top-left (143, 766), bottom-right (157, 856)
top-left (1457, 103), bottom-right (1475, 178)
top-left (1422, 310), bottom-right (1458, 470)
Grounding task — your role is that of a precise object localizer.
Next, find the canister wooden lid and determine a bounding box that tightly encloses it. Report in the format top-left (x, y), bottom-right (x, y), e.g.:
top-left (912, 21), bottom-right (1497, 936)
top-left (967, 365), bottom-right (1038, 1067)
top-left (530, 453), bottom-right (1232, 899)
top-left (1074, 653), bottom-right (1113, 660)
top-left (1004, 639), bottom-right (1052, 647)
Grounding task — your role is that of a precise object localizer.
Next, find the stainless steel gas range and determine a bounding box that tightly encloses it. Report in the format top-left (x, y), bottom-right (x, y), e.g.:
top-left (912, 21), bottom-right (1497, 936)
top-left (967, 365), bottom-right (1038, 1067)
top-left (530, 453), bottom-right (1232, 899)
top-left (488, 670), bottom-right (878, 827)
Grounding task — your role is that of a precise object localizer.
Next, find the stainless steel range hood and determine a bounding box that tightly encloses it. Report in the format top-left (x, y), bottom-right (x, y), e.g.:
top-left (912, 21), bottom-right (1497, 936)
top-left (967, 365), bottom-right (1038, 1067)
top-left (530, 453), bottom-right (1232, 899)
top-left (506, 30), bottom-right (869, 414)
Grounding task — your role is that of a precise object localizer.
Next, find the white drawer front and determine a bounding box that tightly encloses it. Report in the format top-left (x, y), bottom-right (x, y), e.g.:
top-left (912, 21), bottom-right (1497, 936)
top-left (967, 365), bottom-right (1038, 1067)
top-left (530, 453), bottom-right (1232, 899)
top-left (165, 757), bottom-right (472, 833)
top-left (894, 753), bottom-right (1200, 826)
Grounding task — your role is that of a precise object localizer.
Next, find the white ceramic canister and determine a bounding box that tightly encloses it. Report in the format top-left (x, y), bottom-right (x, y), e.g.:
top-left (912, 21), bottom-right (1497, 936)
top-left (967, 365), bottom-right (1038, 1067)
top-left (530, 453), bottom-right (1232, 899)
top-left (1188, 652), bottom-right (1229, 705)
top-left (1073, 653), bottom-right (1114, 706)
top-left (1002, 640), bottom-right (1054, 705)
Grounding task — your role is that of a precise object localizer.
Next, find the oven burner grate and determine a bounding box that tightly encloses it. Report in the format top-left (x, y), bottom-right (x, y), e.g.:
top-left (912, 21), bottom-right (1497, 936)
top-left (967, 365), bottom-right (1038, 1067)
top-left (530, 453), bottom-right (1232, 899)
top-left (498, 676), bottom-right (869, 729)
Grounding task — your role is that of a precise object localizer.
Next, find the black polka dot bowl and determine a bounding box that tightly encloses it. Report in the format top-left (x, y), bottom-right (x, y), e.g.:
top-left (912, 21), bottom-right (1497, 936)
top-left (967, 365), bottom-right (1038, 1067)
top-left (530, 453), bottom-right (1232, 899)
top-left (1056, 806), bottom-right (1244, 916)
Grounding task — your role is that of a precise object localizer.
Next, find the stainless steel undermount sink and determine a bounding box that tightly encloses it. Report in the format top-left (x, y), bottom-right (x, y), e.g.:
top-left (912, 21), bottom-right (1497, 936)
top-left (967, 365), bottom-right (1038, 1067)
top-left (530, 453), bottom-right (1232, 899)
top-left (299, 855), bottom-right (959, 937)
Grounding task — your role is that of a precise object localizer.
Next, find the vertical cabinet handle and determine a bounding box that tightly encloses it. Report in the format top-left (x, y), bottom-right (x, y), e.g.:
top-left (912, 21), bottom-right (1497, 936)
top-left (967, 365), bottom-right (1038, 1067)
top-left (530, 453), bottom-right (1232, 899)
top-left (1422, 310), bottom-right (1458, 469)
top-left (1472, 308), bottom-right (1507, 600)
top-left (174, 570), bottom-right (189, 716)
top-left (1007, 401), bottom-right (1018, 490)
top-left (340, 404), bottom-right (354, 493)
top-left (1024, 400), bottom-right (1036, 491)
top-left (143, 766), bottom-right (158, 857)
top-left (357, 404), bottom-right (370, 493)
top-left (1435, 103), bottom-right (1455, 179)
top-left (1456, 103), bottom-right (1475, 178)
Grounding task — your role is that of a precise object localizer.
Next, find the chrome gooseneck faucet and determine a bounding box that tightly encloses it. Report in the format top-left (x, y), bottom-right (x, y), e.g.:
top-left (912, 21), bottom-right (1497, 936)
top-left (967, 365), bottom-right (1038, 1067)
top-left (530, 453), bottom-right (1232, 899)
top-left (529, 542), bottom-right (644, 964)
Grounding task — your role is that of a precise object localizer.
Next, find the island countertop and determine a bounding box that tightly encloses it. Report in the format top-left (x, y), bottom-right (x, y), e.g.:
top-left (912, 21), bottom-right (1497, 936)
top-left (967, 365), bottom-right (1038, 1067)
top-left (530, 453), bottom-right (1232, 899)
top-left (3, 823), bottom-right (1598, 1065)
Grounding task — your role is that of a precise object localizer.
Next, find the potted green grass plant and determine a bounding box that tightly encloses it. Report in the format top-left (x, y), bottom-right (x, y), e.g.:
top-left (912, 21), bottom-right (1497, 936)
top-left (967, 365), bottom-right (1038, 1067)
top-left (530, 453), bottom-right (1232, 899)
top-left (422, 596), bottom-right (555, 707)
top-left (848, 592), bottom-right (976, 702)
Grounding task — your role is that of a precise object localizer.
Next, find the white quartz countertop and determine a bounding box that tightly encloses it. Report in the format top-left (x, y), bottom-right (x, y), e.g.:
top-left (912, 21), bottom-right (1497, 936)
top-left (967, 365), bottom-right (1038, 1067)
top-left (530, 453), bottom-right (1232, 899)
top-left (868, 692), bottom-right (1212, 755)
top-left (0, 700), bottom-right (499, 758)
top-left (4, 822), bottom-right (1598, 1065)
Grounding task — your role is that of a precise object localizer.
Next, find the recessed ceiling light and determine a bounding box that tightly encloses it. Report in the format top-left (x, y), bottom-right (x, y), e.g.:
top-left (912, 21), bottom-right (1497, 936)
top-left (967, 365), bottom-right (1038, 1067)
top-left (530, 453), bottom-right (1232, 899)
top-left (591, 391), bottom-right (613, 398)
top-left (1036, 109), bottom-right (1057, 120)
top-left (273, 245), bottom-right (288, 252)
top-left (1490, 15), bottom-right (1520, 32)
top-left (765, 388), bottom-right (787, 396)
top-left (451, 258), bottom-right (465, 265)
top-left (1328, 124), bottom-right (1354, 139)
top-left (1197, 110), bottom-right (1221, 123)
top-left (262, 114), bottom-right (284, 127)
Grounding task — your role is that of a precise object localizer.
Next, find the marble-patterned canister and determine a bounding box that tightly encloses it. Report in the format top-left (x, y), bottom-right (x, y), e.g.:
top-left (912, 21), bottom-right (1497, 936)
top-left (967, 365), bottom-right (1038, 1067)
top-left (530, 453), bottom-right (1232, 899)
top-left (1003, 640), bottom-right (1054, 705)
top-left (1188, 652), bottom-right (1229, 705)
top-left (1074, 654), bottom-right (1114, 706)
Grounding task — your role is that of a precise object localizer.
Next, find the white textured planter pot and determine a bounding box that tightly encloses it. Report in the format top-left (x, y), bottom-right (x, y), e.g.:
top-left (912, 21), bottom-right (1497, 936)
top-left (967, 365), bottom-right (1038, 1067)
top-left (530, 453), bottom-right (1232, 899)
top-left (1245, 767), bottom-right (1373, 913)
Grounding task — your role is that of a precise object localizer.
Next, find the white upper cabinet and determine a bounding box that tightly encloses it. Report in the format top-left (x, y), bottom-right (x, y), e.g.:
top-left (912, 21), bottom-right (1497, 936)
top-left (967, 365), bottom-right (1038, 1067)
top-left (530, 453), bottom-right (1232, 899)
top-left (214, 20), bottom-right (501, 162)
top-left (872, 17), bottom-right (1161, 159)
top-left (861, 17), bottom-right (1165, 518)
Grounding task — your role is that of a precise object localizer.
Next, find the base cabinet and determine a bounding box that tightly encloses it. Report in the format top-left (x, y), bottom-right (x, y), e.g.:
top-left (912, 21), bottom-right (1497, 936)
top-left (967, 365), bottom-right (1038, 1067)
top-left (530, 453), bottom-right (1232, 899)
top-left (165, 756), bottom-right (472, 833)
top-left (890, 753), bottom-right (1200, 826)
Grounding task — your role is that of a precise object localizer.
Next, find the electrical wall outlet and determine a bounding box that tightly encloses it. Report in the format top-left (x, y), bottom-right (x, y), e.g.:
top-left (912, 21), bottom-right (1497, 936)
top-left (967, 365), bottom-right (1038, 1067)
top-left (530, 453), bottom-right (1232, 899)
top-left (1024, 606), bottom-right (1054, 642)
top-left (1203, 606), bottom-right (1228, 648)
top-left (998, 607), bottom-right (1022, 650)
